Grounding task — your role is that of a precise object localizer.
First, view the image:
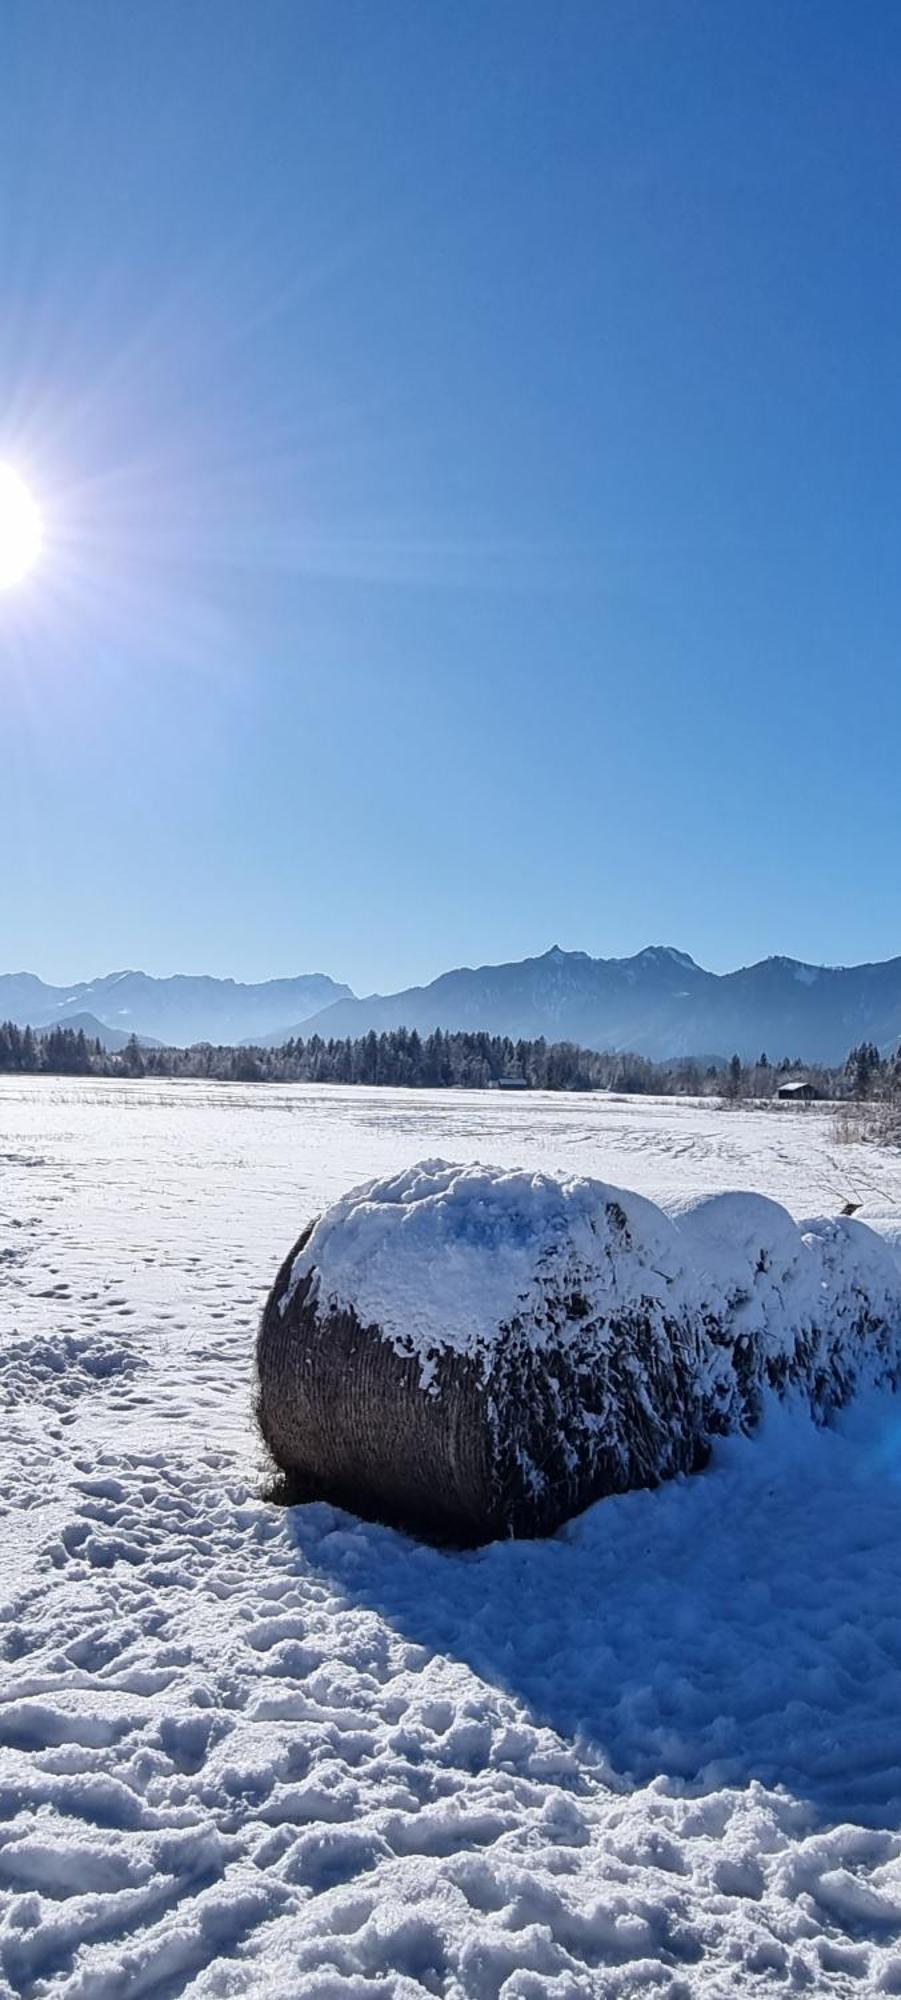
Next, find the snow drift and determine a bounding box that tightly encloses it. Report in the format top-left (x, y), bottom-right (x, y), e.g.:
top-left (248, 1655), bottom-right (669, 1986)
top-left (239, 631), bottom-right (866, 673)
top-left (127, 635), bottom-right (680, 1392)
top-left (256, 1160), bottom-right (901, 1542)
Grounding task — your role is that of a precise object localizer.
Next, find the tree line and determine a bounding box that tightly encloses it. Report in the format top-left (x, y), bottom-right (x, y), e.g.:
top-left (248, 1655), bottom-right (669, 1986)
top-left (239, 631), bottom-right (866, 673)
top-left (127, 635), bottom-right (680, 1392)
top-left (1, 1018), bottom-right (899, 1100)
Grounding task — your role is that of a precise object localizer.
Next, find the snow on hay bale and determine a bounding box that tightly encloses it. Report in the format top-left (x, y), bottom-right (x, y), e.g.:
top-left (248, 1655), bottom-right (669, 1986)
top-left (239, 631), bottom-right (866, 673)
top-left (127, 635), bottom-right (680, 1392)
top-left (257, 1161), bottom-right (705, 1541)
top-left (672, 1192), bottom-right (901, 1434)
top-left (256, 1160), bottom-right (901, 1543)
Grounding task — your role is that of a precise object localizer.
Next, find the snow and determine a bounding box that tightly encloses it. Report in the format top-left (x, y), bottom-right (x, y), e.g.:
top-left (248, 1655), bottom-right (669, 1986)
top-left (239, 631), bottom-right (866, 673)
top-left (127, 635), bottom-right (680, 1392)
top-left (288, 1160), bottom-right (689, 1373)
top-left (675, 1191), bottom-right (901, 1380)
top-left (633, 946), bottom-right (699, 972)
top-left (291, 1165), bottom-right (901, 1432)
top-left (6, 1078), bottom-right (901, 1995)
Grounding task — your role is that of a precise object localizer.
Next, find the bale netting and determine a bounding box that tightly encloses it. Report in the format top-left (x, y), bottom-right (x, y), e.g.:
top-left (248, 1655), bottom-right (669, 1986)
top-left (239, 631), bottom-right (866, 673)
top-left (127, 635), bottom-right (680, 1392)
top-left (255, 1160), bottom-right (901, 1545)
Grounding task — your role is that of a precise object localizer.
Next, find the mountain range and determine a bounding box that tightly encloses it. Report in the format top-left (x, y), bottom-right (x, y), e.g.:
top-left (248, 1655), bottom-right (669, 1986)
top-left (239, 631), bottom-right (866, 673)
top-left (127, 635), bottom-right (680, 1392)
top-left (5, 947), bottom-right (901, 1064)
top-left (0, 969), bottom-right (350, 1050)
top-left (272, 945), bottom-right (901, 1066)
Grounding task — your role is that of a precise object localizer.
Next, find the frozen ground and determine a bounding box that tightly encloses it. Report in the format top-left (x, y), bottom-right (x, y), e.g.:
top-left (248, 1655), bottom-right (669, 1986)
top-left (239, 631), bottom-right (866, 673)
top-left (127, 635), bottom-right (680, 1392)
top-left (5, 1078), bottom-right (901, 1996)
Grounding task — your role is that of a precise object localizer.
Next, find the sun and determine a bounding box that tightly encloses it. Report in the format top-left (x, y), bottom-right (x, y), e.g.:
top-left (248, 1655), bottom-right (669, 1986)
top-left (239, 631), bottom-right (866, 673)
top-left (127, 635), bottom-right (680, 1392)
top-left (0, 465), bottom-right (43, 590)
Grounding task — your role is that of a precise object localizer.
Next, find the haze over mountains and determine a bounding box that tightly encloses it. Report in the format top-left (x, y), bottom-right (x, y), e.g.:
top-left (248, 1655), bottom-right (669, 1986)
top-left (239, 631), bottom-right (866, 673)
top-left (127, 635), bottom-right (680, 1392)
top-left (0, 970), bottom-right (350, 1051)
top-left (6, 948), bottom-right (901, 1065)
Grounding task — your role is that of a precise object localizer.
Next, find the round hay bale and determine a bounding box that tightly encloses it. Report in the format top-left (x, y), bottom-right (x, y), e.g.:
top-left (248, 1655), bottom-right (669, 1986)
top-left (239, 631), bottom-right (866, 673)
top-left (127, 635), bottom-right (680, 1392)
top-left (672, 1192), bottom-right (901, 1432)
top-left (256, 1160), bottom-right (706, 1543)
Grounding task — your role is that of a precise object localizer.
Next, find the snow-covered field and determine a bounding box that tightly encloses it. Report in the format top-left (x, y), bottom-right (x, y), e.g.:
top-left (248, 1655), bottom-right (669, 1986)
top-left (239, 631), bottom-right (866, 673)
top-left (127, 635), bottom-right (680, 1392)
top-left (6, 1078), bottom-right (901, 1997)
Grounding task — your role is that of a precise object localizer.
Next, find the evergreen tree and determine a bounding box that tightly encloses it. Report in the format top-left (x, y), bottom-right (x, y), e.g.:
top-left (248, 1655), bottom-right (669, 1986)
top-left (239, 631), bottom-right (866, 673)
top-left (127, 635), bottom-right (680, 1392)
top-left (123, 1034), bottom-right (145, 1077)
top-left (725, 1053), bottom-right (743, 1101)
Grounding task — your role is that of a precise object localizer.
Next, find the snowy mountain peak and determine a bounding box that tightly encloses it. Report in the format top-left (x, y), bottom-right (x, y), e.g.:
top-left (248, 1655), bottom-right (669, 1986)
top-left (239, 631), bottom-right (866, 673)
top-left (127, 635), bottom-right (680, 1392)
top-left (631, 945), bottom-right (701, 972)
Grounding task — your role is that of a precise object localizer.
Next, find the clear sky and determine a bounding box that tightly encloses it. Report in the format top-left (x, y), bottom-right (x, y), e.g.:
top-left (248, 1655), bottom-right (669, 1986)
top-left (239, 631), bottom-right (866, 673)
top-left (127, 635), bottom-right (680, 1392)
top-left (3, 0), bottom-right (901, 995)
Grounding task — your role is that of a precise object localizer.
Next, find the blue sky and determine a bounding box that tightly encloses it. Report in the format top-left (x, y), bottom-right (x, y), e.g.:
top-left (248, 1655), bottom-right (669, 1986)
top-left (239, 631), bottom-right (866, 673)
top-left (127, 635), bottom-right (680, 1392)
top-left (3, 0), bottom-right (901, 994)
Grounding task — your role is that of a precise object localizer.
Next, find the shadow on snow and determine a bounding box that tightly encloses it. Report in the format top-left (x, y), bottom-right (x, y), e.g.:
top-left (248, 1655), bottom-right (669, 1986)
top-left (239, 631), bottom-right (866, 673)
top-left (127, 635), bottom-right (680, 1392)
top-left (281, 1394), bottom-right (901, 1833)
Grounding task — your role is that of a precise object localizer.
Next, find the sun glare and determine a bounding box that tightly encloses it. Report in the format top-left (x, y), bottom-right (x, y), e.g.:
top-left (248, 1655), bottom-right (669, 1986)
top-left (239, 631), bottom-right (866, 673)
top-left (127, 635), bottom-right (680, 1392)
top-left (0, 465), bottom-right (43, 590)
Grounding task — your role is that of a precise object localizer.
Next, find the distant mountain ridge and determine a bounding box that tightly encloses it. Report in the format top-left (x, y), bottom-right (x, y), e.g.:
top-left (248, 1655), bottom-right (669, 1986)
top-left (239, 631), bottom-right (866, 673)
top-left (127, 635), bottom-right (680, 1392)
top-left (268, 944), bottom-right (901, 1066)
top-left (46, 1012), bottom-right (163, 1054)
top-left (0, 969), bottom-right (352, 1049)
top-left (6, 947), bottom-right (901, 1063)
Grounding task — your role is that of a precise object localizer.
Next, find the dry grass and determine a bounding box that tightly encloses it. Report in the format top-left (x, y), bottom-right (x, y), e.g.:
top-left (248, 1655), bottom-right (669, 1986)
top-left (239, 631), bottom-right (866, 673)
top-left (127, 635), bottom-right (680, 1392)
top-left (833, 1100), bottom-right (901, 1147)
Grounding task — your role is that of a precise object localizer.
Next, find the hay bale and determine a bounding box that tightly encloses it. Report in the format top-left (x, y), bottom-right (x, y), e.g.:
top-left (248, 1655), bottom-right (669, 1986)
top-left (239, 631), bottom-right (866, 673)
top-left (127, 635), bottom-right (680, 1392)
top-left (673, 1193), bottom-right (901, 1433)
top-left (256, 1162), bottom-right (901, 1544)
top-left (256, 1161), bottom-right (706, 1542)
